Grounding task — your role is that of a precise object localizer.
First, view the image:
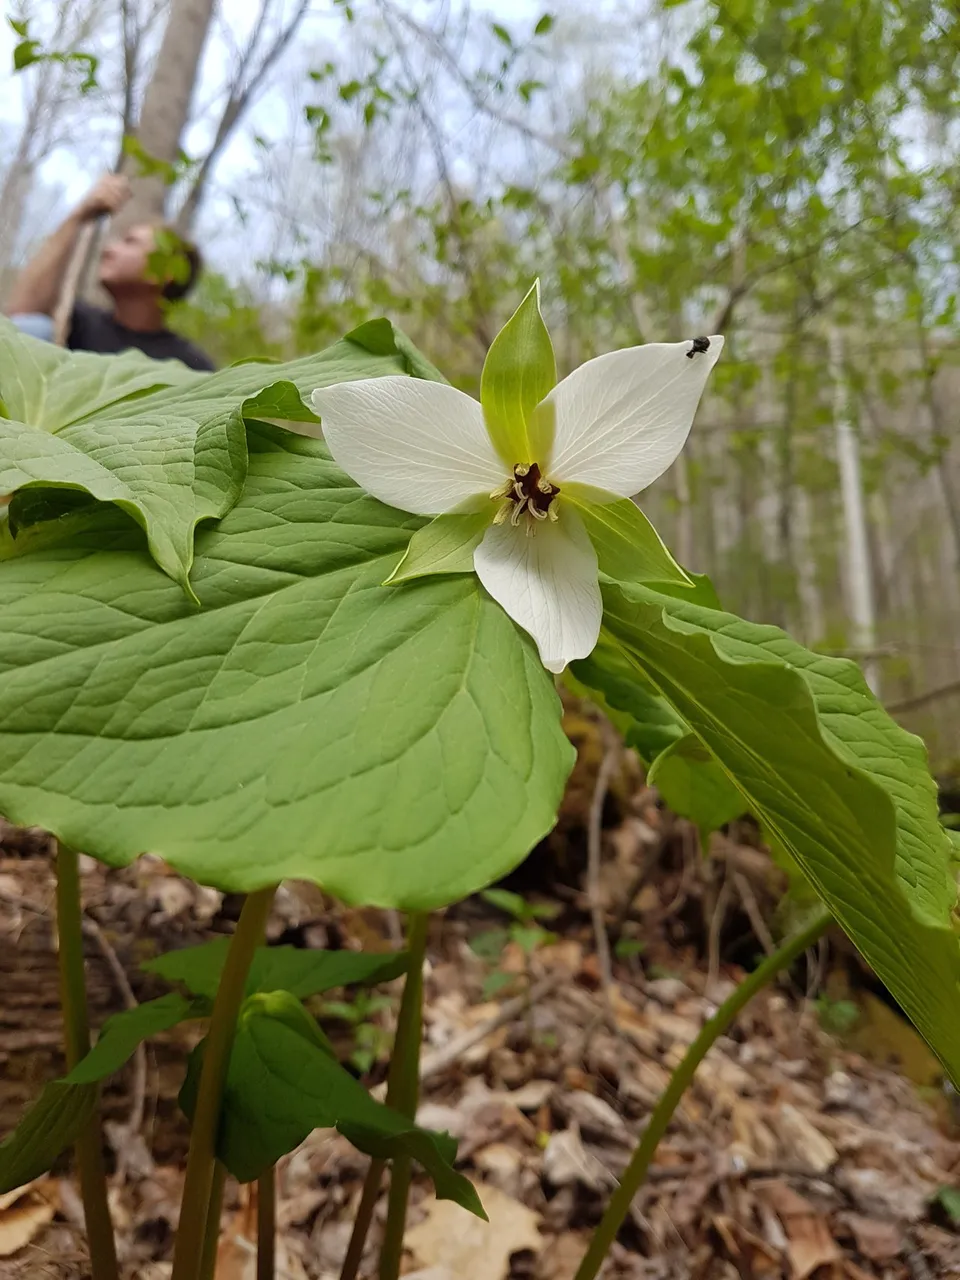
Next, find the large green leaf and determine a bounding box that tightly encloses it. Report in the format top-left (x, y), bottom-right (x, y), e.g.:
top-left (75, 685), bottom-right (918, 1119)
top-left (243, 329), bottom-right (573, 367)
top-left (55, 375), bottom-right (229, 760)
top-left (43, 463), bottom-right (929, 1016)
top-left (600, 581), bottom-right (960, 1082)
top-left (0, 424), bottom-right (573, 906)
top-left (183, 993), bottom-right (484, 1216)
top-left (0, 321), bottom-right (436, 596)
top-left (0, 1081), bottom-right (97, 1193)
top-left (144, 941), bottom-right (409, 1001)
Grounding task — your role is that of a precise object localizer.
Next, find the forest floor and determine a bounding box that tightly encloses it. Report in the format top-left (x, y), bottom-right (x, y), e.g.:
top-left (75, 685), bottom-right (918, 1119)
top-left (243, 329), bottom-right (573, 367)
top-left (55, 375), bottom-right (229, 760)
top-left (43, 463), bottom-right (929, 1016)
top-left (1, 707), bottom-right (960, 1279)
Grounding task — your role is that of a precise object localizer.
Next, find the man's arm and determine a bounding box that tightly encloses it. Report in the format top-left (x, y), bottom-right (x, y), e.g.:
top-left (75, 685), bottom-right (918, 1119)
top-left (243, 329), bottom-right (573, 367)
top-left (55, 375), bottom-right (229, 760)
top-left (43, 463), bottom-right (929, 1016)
top-left (4, 174), bottom-right (131, 317)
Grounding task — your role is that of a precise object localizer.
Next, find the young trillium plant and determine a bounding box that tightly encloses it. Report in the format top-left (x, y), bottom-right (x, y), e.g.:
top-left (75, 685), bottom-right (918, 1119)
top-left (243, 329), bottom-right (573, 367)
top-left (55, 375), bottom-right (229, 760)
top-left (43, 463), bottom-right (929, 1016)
top-left (312, 282), bottom-right (723, 672)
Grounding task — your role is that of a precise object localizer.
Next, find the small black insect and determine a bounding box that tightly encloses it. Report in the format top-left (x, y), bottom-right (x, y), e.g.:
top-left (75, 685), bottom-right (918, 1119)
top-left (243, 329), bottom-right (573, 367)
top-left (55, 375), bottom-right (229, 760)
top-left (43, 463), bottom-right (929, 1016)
top-left (686, 336), bottom-right (711, 359)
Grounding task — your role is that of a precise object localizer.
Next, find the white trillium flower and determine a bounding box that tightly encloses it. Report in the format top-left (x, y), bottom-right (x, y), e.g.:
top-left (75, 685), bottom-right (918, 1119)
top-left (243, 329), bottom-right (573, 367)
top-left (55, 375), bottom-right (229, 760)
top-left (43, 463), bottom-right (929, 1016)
top-left (312, 286), bottom-right (723, 673)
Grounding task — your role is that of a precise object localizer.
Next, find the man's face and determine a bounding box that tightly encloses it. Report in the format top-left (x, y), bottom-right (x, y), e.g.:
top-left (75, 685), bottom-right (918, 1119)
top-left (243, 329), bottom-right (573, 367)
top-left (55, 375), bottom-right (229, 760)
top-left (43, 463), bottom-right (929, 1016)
top-left (98, 224), bottom-right (158, 291)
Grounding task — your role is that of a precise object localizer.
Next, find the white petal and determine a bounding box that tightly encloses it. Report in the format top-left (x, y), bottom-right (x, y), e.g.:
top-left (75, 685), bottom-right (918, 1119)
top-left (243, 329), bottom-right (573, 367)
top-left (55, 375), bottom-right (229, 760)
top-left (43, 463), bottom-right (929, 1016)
top-left (311, 377), bottom-right (504, 515)
top-left (473, 507), bottom-right (601, 673)
top-left (544, 337), bottom-right (724, 497)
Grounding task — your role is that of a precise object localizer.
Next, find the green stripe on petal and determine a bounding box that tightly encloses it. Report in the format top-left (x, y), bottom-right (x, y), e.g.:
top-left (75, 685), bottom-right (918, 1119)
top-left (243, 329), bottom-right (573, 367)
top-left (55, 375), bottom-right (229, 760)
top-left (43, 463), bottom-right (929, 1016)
top-left (480, 280), bottom-right (557, 467)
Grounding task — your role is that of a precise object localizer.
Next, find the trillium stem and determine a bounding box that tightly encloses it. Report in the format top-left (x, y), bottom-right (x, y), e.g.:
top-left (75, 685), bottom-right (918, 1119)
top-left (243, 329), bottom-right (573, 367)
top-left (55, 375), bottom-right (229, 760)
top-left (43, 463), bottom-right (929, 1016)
top-left (198, 1161), bottom-right (227, 1280)
top-left (171, 885), bottom-right (277, 1280)
top-left (378, 912), bottom-right (430, 1280)
top-left (258, 1164), bottom-right (276, 1280)
top-left (55, 841), bottom-right (119, 1280)
top-left (338, 1159), bottom-right (385, 1280)
top-left (572, 908), bottom-right (831, 1280)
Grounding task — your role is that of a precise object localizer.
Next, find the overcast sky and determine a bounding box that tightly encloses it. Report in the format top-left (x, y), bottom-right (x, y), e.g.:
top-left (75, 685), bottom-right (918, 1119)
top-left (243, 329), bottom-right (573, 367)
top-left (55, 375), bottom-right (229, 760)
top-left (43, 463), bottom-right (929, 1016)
top-left (0, 0), bottom-right (544, 231)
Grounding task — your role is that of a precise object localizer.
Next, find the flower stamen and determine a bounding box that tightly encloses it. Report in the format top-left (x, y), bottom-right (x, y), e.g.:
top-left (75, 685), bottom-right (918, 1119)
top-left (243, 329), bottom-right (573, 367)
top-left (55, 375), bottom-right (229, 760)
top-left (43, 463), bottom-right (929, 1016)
top-left (493, 462), bottom-right (560, 532)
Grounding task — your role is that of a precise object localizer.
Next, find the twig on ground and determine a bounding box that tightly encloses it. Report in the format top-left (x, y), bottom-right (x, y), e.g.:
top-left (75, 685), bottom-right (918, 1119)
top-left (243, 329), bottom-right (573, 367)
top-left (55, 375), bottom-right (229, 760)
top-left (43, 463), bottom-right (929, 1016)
top-left (731, 871), bottom-right (777, 959)
top-left (371, 975), bottom-right (562, 1099)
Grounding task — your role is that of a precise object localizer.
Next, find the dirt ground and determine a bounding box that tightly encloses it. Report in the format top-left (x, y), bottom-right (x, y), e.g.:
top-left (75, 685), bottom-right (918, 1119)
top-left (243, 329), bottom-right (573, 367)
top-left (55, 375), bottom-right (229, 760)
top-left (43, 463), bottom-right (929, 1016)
top-left (1, 710), bottom-right (959, 1280)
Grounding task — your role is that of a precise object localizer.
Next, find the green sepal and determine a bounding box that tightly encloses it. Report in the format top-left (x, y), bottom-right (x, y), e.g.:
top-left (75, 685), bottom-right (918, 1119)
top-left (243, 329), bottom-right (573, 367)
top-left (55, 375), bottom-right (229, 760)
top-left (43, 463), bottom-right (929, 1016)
top-left (386, 510), bottom-right (491, 584)
top-left (480, 280), bottom-right (556, 466)
top-left (570, 493), bottom-right (692, 590)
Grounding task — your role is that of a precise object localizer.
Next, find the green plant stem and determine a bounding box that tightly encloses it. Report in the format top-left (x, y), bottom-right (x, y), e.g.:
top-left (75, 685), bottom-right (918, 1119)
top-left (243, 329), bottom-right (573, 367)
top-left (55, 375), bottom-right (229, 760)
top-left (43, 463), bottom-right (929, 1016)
top-left (198, 1161), bottom-right (227, 1280)
top-left (171, 885), bottom-right (277, 1280)
top-left (258, 1165), bottom-right (276, 1280)
top-left (339, 1158), bottom-right (385, 1280)
top-left (378, 913), bottom-right (429, 1280)
top-left (573, 908), bottom-right (831, 1280)
top-left (55, 842), bottom-right (119, 1280)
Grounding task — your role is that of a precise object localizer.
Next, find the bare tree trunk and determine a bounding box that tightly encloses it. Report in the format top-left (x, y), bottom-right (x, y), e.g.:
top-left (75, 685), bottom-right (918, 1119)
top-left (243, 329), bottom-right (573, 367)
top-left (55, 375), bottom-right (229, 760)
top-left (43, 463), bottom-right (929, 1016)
top-left (175, 0), bottom-right (311, 234)
top-left (829, 327), bottom-right (880, 696)
top-left (116, 0), bottom-right (218, 228)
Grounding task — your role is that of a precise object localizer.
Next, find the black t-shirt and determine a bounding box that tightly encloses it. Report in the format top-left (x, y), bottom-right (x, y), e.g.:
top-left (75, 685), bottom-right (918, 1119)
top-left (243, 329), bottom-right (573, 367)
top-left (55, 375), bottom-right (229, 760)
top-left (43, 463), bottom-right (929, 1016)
top-left (67, 302), bottom-right (215, 371)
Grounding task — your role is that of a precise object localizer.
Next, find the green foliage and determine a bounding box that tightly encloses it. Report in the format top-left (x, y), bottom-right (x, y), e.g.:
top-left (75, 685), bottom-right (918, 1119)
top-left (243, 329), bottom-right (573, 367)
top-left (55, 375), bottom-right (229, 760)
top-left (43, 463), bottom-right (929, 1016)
top-left (569, 642), bottom-right (686, 764)
top-left (181, 992), bottom-right (485, 1215)
top-left (816, 997), bottom-right (861, 1036)
top-left (0, 331), bottom-right (574, 908)
top-left (319, 991), bottom-right (394, 1072)
top-left (0, 1081), bottom-right (97, 1194)
top-left (64, 994), bottom-right (205, 1084)
top-left (596, 581), bottom-right (960, 1084)
top-left (0, 942), bottom-right (414, 1188)
top-left (647, 735), bottom-right (745, 847)
top-left (8, 16), bottom-right (98, 89)
top-left (471, 888), bottom-right (558, 994)
top-left (143, 941), bottom-right (409, 1002)
top-left (1, 318), bottom-right (390, 595)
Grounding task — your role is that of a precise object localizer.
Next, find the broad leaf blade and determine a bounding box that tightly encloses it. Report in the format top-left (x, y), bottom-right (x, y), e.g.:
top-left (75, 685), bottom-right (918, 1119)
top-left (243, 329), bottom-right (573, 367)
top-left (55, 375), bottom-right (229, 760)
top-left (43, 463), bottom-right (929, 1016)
top-left (0, 425), bottom-right (573, 907)
top-left (0, 1082), bottom-right (97, 1193)
top-left (0, 321), bottom-right (439, 594)
top-left (144, 941), bottom-right (409, 1001)
top-left (0, 318), bottom-right (200, 432)
top-left (601, 581), bottom-right (960, 1082)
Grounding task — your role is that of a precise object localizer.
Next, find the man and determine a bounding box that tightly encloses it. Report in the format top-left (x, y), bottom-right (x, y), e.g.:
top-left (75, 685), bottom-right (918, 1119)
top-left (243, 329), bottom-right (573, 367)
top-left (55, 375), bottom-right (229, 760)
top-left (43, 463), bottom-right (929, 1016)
top-left (5, 174), bottom-right (214, 371)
